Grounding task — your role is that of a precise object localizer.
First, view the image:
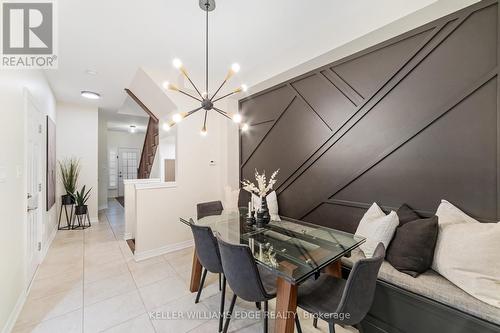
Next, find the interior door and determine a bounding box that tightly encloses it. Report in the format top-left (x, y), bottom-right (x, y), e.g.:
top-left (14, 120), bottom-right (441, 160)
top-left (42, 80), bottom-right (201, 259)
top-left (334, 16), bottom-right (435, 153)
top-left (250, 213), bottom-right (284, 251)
top-left (26, 92), bottom-right (42, 286)
top-left (117, 148), bottom-right (139, 197)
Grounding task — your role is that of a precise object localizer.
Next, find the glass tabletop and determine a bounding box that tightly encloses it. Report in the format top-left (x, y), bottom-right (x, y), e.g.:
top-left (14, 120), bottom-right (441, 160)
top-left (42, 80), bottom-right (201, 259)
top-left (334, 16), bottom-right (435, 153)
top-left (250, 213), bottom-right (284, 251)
top-left (180, 208), bottom-right (365, 284)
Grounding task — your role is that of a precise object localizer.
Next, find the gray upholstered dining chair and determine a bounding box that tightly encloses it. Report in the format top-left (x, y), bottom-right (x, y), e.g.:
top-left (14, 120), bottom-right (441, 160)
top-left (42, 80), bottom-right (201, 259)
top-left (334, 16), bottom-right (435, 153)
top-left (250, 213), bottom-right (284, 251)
top-left (217, 235), bottom-right (277, 333)
top-left (295, 243), bottom-right (385, 333)
top-left (197, 200), bottom-right (224, 219)
top-left (189, 223), bottom-right (226, 333)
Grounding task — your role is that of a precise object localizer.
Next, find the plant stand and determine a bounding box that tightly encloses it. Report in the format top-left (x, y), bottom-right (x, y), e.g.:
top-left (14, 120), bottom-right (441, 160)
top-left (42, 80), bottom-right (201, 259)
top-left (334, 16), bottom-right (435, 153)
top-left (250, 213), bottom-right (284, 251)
top-left (57, 202), bottom-right (74, 230)
top-left (71, 212), bottom-right (91, 229)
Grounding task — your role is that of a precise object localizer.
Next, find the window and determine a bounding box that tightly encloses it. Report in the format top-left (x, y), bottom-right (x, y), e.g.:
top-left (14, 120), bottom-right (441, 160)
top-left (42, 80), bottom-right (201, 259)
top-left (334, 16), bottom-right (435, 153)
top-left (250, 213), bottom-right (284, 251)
top-left (108, 149), bottom-right (117, 188)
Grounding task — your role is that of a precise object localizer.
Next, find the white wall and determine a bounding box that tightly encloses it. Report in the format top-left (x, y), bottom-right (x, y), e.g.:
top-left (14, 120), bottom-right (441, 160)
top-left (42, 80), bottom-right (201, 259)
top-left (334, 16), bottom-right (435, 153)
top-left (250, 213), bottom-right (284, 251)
top-left (56, 103), bottom-right (99, 221)
top-left (0, 70), bottom-right (56, 333)
top-left (98, 114), bottom-right (108, 210)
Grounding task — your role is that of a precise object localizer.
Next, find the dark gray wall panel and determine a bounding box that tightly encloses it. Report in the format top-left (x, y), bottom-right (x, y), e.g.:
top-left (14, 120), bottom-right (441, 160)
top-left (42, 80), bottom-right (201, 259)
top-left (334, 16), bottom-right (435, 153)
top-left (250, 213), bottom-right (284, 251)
top-left (241, 97), bottom-right (331, 188)
top-left (291, 74), bottom-right (357, 130)
top-left (241, 122), bottom-right (274, 163)
top-left (334, 79), bottom-right (498, 220)
top-left (239, 1), bottom-right (500, 226)
top-left (333, 30), bottom-right (431, 98)
top-left (240, 85), bottom-right (295, 125)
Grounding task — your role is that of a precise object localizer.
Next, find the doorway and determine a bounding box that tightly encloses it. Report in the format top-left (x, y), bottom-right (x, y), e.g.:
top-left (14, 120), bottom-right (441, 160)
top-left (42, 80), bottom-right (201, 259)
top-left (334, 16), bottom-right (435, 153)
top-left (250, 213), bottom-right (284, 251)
top-left (117, 147), bottom-right (139, 197)
top-left (25, 91), bottom-right (43, 287)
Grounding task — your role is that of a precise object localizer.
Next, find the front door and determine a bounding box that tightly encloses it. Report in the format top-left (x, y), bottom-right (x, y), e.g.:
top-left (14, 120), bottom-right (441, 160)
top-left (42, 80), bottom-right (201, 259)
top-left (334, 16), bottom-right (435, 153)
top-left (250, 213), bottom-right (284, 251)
top-left (117, 148), bottom-right (139, 197)
top-left (26, 91), bottom-right (42, 286)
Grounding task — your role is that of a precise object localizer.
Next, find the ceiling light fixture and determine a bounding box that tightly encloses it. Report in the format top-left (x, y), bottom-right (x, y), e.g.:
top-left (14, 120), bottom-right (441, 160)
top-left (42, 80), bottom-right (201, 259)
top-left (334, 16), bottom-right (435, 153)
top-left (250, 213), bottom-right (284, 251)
top-left (81, 91), bottom-right (101, 100)
top-left (129, 125), bottom-right (136, 133)
top-left (163, 0), bottom-right (248, 135)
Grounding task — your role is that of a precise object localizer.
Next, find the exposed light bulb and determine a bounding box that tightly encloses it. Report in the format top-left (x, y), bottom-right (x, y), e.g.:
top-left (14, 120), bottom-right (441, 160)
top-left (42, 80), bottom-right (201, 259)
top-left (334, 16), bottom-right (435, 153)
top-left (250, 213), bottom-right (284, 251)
top-left (162, 122), bottom-right (171, 131)
top-left (241, 123), bottom-right (249, 132)
top-left (172, 113), bottom-right (183, 123)
top-left (162, 81), bottom-right (170, 90)
top-left (231, 63), bottom-right (240, 73)
top-left (200, 127), bottom-right (208, 136)
top-left (202, 91), bottom-right (208, 98)
top-left (241, 84), bottom-right (248, 92)
top-left (172, 58), bottom-right (183, 69)
top-left (232, 113), bottom-right (242, 123)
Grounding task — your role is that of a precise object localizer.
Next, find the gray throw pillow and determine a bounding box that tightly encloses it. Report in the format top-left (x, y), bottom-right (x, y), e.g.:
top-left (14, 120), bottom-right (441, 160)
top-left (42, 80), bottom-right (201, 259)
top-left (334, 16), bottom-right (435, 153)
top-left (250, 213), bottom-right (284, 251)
top-left (386, 204), bottom-right (438, 277)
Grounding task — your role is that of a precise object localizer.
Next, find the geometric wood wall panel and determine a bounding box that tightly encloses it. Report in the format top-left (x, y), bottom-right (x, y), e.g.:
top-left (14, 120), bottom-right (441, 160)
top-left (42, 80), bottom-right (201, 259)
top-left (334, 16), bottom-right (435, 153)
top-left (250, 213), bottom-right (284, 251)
top-left (291, 74), bottom-right (357, 130)
top-left (242, 97), bottom-right (331, 189)
top-left (241, 121), bottom-right (274, 163)
top-left (240, 85), bottom-right (295, 125)
top-left (240, 1), bottom-right (500, 230)
top-left (334, 79), bottom-right (498, 220)
top-left (333, 29), bottom-right (431, 99)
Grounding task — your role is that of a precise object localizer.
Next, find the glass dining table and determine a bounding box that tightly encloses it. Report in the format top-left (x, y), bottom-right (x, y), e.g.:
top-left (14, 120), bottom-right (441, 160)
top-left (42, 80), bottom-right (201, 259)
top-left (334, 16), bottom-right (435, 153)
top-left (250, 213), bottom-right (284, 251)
top-left (180, 208), bottom-right (365, 333)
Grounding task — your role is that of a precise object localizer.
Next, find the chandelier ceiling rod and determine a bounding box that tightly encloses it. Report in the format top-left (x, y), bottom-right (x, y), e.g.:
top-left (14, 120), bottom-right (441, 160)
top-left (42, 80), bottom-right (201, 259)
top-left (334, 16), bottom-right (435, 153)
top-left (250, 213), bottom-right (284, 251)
top-left (162, 0), bottom-right (249, 135)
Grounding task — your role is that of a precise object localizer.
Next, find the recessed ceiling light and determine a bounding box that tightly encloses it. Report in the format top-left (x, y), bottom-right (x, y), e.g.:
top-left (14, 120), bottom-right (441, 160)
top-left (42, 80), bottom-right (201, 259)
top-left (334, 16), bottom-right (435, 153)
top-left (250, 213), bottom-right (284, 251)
top-left (85, 69), bottom-right (98, 75)
top-left (81, 91), bottom-right (101, 100)
top-left (129, 125), bottom-right (136, 133)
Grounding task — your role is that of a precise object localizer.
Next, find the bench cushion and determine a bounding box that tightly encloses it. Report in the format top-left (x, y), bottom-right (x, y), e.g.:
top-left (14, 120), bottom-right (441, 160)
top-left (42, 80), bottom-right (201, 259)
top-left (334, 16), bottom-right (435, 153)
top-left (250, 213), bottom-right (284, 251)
top-left (342, 249), bottom-right (500, 326)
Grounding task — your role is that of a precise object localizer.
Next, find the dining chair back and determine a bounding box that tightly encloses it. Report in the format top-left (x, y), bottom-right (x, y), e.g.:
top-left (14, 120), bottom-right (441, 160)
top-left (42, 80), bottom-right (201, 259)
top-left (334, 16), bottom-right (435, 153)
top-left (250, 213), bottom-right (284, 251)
top-left (196, 200), bottom-right (223, 219)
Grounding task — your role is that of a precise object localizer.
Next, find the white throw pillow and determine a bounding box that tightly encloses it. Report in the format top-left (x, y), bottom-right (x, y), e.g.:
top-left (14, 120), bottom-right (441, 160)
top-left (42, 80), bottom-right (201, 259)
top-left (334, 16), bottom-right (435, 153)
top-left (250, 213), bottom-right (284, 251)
top-left (252, 191), bottom-right (281, 221)
top-left (224, 186), bottom-right (239, 211)
top-left (433, 200), bottom-right (500, 307)
top-left (355, 203), bottom-right (399, 258)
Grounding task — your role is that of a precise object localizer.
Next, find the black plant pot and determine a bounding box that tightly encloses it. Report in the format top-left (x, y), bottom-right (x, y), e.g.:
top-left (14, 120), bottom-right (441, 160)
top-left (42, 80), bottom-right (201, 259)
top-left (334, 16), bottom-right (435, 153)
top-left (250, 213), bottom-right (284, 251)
top-left (61, 194), bottom-right (75, 205)
top-left (75, 205), bottom-right (88, 216)
top-left (256, 196), bottom-right (271, 227)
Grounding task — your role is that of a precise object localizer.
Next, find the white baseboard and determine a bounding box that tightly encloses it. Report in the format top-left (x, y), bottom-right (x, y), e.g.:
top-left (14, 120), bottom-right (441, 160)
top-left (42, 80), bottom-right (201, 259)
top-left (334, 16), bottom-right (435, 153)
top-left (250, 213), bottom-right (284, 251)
top-left (134, 239), bottom-right (194, 262)
top-left (41, 225), bottom-right (57, 260)
top-left (123, 233), bottom-right (133, 240)
top-left (1, 289), bottom-right (26, 333)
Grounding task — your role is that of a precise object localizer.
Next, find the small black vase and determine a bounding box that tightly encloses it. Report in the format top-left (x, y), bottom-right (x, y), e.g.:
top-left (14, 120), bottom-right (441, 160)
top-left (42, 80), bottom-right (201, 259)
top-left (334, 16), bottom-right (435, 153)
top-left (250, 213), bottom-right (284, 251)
top-left (75, 205), bottom-right (88, 216)
top-left (258, 196), bottom-right (271, 225)
top-left (61, 193), bottom-right (74, 205)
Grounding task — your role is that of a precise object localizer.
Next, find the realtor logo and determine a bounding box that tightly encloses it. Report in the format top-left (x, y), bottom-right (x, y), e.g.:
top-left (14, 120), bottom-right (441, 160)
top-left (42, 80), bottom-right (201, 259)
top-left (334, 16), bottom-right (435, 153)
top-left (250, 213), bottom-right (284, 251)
top-left (1, 0), bottom-right (58, 68)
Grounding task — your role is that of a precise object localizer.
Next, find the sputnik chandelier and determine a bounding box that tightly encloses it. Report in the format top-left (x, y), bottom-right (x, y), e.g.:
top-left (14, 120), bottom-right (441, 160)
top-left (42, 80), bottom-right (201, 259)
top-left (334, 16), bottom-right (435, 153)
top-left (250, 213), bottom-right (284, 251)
top-left (162, 0), bottom-right (249, 135)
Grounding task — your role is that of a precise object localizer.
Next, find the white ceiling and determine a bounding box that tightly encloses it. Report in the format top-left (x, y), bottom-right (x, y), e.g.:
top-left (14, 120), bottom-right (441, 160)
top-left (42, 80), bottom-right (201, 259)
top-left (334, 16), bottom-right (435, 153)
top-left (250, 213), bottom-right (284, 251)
top-left (45, 0), bottom-right (440, 111)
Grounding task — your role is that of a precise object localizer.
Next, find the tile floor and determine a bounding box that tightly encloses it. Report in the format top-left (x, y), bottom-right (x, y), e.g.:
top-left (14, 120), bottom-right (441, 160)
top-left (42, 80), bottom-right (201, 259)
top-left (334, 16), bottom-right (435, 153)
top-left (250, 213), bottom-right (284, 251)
top-left (13, 199), bottom-right (357, 333)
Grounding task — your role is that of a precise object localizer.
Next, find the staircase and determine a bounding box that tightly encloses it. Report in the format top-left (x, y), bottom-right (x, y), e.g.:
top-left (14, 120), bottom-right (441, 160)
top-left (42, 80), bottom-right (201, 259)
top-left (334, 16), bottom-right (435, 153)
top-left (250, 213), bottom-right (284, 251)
top-left (138, 117), bottom-right (159, 178)
top-left (124, 88), bottom-right (159, 179)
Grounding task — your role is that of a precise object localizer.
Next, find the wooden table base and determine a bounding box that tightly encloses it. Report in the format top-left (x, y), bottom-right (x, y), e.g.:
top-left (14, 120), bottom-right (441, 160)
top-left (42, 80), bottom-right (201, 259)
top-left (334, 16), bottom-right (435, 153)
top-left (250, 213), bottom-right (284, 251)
top-left (189, 249), bottom-right (202, 293)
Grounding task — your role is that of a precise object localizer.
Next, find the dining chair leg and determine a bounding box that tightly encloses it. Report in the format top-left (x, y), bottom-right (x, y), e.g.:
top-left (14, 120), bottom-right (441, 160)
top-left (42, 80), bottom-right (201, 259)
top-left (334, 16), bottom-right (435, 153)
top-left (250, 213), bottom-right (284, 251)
top-left (313, 317), bottom-right (318, 328)
top-left (195, 268), bottom-right (207, 304)
top-left (328, 322), bottom-right (336, 333)
top-left (294, 315), bottom-right (302, 333)
top-left (222, 294), bottom-right (237, 333)
top-left (263, 301), bottom-right (268, 333)
top-left (219, 273), bottom-right (222, 291)
top-left (218, 276), bottom-right (226, 333)
top-left (256, 302), bottom-right (261, 310)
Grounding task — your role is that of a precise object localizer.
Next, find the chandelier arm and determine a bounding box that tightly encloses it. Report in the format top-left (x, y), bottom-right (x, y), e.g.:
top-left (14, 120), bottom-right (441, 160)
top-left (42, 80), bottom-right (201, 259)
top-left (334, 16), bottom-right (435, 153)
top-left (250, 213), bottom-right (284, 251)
top-left (187, 106), bottom-right (203, 116)
top-left (212, 90), bottom-right (238, 103)
top-left (203, 110), bottom-right (208, 128)
top-left (210, 78), bottom-right (228, 101)
top-left (181, 70), bottom-right (204, 98)
top-left (177, 89), bottom-right (203, 102)
top-left (213, 107), bottom-right (232, 120)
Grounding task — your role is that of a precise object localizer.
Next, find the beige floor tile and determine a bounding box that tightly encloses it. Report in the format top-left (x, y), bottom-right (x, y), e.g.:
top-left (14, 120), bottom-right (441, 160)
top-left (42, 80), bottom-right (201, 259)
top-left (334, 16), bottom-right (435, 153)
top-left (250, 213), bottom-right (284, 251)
top-left (101, 313), bottom-right (155, 333)
top-left (83, 260), bottom-right (130, 284)
top-left (84, 272), bottom-right (137, 306)
top-left (129, 260), bottom-right (176, 287)
top-left (13, 309), bottom-right (83, 333)
top-left (83, 290), bottom-right (146, 333)
top-left (127, 255), bottom-right (165, 271)
top-left (29, 271), bottom-right (83, 300)
top-left (36, 260), bottom-right (83, 281)
top-left (138, 275), bottom-right (191, 310)
top-left (15, 289), bottom-right (83, 327)
top-left (149, 294), bottom-right (209, 333)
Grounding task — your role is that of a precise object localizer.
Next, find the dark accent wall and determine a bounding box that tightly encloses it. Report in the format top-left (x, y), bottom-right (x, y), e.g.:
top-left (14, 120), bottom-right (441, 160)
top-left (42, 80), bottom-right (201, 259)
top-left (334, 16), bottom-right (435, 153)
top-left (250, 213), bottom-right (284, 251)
top-left (239, 0), bottom-right (499, 232)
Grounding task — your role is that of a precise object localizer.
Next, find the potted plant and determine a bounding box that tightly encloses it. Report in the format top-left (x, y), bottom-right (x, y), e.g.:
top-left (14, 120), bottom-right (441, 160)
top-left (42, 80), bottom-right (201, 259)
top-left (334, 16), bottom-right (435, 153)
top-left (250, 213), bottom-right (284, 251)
top-left (73, 185), bottom-right (91, 216)
top-left (59, 158), bottom-right (80, 205)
